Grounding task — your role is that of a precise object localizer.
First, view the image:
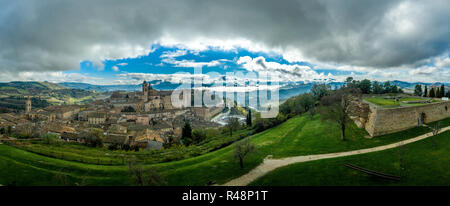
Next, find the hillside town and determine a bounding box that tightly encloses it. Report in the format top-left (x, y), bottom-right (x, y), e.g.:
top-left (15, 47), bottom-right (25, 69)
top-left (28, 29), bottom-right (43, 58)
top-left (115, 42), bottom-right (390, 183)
top-left (0, 81), bottom-right (224, 150)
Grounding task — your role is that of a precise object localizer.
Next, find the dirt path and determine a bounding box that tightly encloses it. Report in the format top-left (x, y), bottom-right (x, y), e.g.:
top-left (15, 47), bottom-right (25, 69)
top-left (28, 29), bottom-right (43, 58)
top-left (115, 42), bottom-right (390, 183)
top-left (222, 126), bottom-right (450, 186)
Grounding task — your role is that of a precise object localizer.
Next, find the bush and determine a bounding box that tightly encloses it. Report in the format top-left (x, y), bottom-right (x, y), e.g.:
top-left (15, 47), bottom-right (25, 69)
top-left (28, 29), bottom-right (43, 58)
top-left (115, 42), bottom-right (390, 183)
top-left (82, 128), bottom-right (104, 148)
top-left (42, 133), bottom-right (61, 146)
top-left (253, 112), bottom-right (287, 132)
top-left (192, 129), bottom-right (207, 145)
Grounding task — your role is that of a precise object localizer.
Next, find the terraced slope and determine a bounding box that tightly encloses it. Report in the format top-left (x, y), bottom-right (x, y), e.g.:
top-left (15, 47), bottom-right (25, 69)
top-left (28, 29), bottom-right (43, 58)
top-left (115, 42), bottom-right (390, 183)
top-left (0, 116), bottom-right (446, 186)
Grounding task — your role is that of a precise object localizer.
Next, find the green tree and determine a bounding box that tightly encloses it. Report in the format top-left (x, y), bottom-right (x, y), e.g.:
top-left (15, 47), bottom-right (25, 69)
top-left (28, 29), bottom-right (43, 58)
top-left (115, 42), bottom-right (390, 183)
top-left (0, 127), bottom-right (5, 134)
top-left (311, 84), bottom-right (330, 100)
top-left (345, 77), bottom-right (354, 87)
top-left (440, 84), bottom-right (445, 98)
top-left (372, 81), bottom-right (383, 94)
top-left (429, 87), bottom-right (435, 97)
top-left (414, 85), bottom-right (422, 96)
top-left (84, 128), bottom-right (104, 147)
top-left (234, 138), bottom-right (255, 169)
top-left (308, 106), bottom-right (316, 120)
top-left (318, 88), bottom-right (361, 141)
top-left (181, 121), bottom-right (193, 145)
top-left (298, 94), bottom-right (315, 113)
top-left (359, 79), bottom-right (371, 94)
top-left (390, 85), bottom-right (399, 93)
top-left (227, 117), bottom-right (241, 137)
top-left (424, 86), bottom-right (428, 97)
top-left (436, 87), bottom-right (441, 98)
top-left (246, 109), bottom-right (252, 127)
top-left (383, 81), bottom-right (392, 93)
top-left (192, 129), bottom-right (207, 144)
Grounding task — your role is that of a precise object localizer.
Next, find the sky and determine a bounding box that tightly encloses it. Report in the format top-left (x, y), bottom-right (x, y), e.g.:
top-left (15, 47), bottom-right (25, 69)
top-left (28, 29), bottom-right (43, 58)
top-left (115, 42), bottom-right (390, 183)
top-left (0, 0), bottom-right (449, 85)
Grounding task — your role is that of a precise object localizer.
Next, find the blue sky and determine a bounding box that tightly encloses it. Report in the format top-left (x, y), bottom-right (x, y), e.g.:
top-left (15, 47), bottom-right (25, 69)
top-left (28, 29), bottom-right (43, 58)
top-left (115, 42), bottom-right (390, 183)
top-left (72, 44), bottom-right (359, 85)
top-left (1, 1), bottom-right (449, 84)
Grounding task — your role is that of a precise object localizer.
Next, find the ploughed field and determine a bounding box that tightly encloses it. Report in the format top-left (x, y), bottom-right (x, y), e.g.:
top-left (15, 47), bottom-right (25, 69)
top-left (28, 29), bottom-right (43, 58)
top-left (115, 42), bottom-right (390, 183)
top-left (0, 115), bottom-right (448, 186)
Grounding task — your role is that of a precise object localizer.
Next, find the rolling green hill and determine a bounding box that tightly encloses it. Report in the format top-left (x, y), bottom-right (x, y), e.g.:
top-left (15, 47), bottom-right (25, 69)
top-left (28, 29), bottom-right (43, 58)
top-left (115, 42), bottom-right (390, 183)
top-left (1, 115), bottom-right (447, 186)
top-left (250, 130), bottom-right (450, 186)
top-left (0, 81), bottom-right (97, 112)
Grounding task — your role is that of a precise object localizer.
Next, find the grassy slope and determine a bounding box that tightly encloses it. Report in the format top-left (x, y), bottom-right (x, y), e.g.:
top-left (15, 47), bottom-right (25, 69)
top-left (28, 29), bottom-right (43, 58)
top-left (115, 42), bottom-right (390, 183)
top-left (12, 128), bottom-right (254, 165)
top-left (365, 97), bottom-right (425, 107)
top-left (0, 116), bottom-right (446, 186)
top-left (250, 131), bottom-right (450, 186)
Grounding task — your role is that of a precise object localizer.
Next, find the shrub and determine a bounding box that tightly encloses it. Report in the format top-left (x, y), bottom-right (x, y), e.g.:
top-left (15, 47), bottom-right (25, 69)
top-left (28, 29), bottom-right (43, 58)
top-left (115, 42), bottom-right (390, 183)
top-left (192, 129), bottom-right (207, 145)
top-left (42, 133), bottom-right (61, 146)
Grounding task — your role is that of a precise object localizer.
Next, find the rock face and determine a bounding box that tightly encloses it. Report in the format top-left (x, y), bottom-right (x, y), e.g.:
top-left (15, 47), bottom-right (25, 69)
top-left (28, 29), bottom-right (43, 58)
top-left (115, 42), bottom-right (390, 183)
top-left (350, 97), bottom-right (450, 137)
top-left (348, 96), bottom-right (370, 129)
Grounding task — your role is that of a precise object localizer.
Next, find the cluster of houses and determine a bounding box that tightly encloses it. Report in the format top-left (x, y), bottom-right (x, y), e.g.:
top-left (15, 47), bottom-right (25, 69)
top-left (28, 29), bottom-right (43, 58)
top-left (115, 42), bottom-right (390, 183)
top-left (0, 81), bottom-right (224, 150)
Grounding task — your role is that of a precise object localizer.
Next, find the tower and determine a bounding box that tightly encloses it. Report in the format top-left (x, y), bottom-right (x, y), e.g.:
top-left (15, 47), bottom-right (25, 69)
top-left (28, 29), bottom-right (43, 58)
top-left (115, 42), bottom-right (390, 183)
top-left (142, 80), bottom-right (149, 102)
top-left (25, 96), bottom-right (32, 113)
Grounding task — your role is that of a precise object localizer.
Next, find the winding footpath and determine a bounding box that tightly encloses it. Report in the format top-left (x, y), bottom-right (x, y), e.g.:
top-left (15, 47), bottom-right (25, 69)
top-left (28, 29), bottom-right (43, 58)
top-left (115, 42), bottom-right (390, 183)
top-left (222, 126), bottom-right (450, 186)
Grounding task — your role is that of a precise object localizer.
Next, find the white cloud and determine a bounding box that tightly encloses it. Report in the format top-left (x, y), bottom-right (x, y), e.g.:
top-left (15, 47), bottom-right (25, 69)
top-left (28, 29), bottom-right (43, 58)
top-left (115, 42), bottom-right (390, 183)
top-left (160, 50), bottom-right (188, 59)
top-left (160, 49), bottom-right (223, 68)
top-left (236, 56), bottom-right (330, 82)
top-left (112, 66), bottom-right (119, 72)
top-left (434, 56), bottom-right (450, 68)
top-left (237, 56), bottom-right (252, 64)
top-left (0, 71), bottom-right (102, 84)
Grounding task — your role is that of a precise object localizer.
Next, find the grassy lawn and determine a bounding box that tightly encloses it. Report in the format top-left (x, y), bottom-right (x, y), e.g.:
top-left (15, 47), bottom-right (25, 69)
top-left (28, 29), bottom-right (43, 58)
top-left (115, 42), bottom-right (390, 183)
top-left (249, 131), bottom-right (450, 186)
top-left (9, 127), bottom-right (254, 165)
top-left (0, 115), bottom-right (446, 186)
top-left (428, 117), bottom-right (450, 128)
top-left (364, 97), bottom-right (427, 107)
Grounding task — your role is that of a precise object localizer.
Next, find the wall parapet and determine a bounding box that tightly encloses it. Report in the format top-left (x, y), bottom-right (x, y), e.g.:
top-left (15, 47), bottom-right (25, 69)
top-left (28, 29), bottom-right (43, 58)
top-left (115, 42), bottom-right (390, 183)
top-left (362, 100), bottom-right (450, 137)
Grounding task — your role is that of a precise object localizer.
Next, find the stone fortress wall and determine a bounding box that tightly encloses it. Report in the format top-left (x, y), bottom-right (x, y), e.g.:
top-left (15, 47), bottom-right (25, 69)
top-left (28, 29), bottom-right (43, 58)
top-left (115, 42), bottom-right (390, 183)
top-left (352, 99), bottom-right (450, 137)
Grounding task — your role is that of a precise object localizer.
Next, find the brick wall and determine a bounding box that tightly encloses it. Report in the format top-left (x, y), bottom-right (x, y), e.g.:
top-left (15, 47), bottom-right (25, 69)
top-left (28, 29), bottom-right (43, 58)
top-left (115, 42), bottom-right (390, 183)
top-left (364, 101), bottom-right (450, 136)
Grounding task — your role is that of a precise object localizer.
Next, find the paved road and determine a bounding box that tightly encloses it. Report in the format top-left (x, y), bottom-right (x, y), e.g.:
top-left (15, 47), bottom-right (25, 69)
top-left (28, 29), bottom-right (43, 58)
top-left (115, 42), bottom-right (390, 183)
top-left (222, 126), bottom-right (450, 186)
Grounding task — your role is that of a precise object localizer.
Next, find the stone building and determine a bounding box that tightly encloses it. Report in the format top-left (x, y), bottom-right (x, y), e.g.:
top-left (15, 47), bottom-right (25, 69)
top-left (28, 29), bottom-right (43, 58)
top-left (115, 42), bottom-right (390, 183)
top-left (351, 97), bottom-right (450, 137)
top-left (88, 112), bottom-right (106, 124)
top-left (44, 105), bottom-right (81, 120)
top-left (109, 81), bottom-right (174, 113)
top-left (25, 96), bottom-right (32, 113)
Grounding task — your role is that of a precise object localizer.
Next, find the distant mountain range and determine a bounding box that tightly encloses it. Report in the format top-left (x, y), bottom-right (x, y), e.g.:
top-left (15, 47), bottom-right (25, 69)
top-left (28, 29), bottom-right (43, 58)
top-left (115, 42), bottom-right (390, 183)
top-left (0, 80), bottom-right (447, 104)
top-left (0, 81), bottom-right (98, 112)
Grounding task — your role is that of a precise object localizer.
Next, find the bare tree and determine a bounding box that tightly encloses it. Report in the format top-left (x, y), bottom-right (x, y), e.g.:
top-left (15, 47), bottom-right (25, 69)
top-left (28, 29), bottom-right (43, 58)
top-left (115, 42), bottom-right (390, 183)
top-left (234, 138), bottom-right (255, 169)
top-left (227, 117), bottom-right (241, 137)
top-left (308, 105), bottom-right (316, 120)
top-left (432, 122), bottom-right (441, 136)
top-left (128, 159), bottom-right (166, 186)
top-left (318, 88), bottom-right (361, 141)
top-left (431, 122), bottom-right (440, 149)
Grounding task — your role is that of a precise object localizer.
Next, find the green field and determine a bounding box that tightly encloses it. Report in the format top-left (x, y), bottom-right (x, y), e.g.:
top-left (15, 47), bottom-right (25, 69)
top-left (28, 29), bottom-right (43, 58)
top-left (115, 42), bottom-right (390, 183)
top-left (9, 128), bottom-right (254, 165)
top-left (0, 115), bottom-right (447, 186)
top-left (250, 131), bottom-right (450, 186)
top-left (364, 97), bottom-right (429, 107)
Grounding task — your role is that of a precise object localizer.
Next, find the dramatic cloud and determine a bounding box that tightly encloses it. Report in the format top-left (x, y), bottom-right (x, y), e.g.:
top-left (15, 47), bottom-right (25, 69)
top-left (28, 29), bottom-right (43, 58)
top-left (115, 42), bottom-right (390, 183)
top-left (237, 56), bottom-right (331, 82)
top-left (0, 70), bottom-right (102, 84)
top-left (1, 0), bottom-right (449, 82)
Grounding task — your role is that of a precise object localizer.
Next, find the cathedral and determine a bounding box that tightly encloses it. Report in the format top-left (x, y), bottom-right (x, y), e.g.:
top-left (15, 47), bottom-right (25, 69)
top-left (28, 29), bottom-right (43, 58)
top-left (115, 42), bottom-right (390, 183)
top-left (132, 81), bottom-right (174, 112)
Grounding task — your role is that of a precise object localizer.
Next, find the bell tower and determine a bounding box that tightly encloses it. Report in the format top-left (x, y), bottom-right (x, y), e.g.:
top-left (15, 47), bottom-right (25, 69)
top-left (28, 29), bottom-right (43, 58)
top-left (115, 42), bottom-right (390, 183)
top-left (142, 80), bottom-right (149, 102)
top-left (25, 96), bottom-right (32, 113)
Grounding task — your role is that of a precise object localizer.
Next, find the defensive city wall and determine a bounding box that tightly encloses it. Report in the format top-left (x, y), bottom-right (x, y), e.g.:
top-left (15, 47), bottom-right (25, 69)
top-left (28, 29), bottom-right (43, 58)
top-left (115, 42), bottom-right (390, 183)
top-left (352, 99), bottom-right (450, 137)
